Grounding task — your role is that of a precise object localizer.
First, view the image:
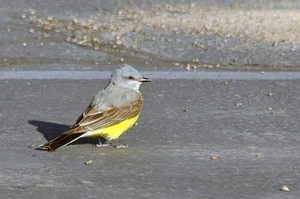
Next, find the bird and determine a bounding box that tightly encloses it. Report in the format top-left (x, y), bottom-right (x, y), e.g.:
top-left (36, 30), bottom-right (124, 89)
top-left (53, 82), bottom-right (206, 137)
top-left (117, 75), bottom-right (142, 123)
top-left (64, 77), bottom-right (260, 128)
top-left (39, 64), bottom-right (151, 151)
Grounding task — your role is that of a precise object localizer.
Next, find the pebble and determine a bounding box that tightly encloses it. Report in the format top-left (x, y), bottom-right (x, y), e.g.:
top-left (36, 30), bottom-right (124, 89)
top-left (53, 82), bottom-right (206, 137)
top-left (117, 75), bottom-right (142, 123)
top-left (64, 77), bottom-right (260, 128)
top-left (85, 160), bottom-right (93, 165)
top-left (280, 186), bottom-right (289, 192)
top-left (210, 155), bottom-right (218, 160)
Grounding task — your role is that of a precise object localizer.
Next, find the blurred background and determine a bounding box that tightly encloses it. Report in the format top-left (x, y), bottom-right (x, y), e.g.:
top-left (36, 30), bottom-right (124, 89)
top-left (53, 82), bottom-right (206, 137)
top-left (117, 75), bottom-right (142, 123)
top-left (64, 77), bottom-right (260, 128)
top-left (1, 0), bottom-right (299, 71)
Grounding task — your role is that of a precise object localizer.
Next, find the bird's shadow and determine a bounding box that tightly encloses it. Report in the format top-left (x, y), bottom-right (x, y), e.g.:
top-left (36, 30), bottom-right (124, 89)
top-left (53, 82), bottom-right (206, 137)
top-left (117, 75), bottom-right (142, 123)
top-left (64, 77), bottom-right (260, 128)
top-left (28, 120), bottom-right (98, 146)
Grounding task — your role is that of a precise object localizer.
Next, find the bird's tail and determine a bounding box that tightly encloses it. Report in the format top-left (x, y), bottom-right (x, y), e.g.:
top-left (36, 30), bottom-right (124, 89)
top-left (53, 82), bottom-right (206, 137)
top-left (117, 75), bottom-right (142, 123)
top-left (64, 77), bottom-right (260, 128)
top-left (38, 133), bottom-right (85, 152)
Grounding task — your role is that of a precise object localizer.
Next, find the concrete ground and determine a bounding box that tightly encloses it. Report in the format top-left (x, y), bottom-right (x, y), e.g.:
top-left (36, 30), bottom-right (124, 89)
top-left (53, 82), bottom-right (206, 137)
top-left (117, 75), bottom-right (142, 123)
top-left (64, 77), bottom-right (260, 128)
top-left (1, 74), bottom-right (300, 199)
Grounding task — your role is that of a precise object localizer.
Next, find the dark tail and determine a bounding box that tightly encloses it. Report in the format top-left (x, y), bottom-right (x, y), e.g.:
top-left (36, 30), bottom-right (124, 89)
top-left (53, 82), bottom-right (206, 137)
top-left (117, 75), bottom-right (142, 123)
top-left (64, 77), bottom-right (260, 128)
top-left (39, 133), bottom-right (85, 152)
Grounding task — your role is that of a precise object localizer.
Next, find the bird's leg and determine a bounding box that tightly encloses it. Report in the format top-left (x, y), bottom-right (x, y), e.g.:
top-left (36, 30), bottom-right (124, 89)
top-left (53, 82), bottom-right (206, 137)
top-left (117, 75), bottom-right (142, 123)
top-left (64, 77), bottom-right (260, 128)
top-left (96, 137), bottom-right (111, 147)
top-left (115, 138), bottom-right (128, 149)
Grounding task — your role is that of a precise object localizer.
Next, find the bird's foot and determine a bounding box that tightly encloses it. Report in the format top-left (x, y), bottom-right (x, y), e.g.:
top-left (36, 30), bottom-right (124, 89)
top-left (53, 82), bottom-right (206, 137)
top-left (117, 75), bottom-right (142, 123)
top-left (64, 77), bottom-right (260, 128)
top-left (113, 138), bottom-right (128, 149)
top-left (95, 137), bottom-right (111, 147)
top-left (95, 143), bottom-right (111, 147)
top-left (115, 144), bottom-right (128, 149)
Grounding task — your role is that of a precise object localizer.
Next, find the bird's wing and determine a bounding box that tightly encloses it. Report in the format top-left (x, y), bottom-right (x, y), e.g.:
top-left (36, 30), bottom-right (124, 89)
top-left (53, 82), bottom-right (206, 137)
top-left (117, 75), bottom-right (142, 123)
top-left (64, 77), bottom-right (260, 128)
top-left (63, 92), bottom-right (143, 135)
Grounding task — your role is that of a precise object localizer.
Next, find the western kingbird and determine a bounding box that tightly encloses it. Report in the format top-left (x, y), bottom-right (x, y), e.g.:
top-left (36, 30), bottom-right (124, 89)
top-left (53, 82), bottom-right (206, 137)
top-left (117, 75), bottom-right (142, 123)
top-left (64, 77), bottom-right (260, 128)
top-left (39, 64), bottom-right (151, 151)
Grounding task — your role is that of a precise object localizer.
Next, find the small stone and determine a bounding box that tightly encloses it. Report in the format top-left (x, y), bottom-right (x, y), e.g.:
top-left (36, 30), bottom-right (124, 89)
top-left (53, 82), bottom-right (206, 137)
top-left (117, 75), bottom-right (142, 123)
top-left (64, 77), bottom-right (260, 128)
top-left (116, 36), bottom-right (122, 45)
top-left (210, 155), bottom-right (217, 160)
top-left (29, 9), bottom-right (35, 15)
top-left (47, 16), bottom-right (53, 21)
top-left (186, 64), bottom-right (191, 71)
top-left (85, 160), bottom-right (93, 165)
top-left (184, 109), bottom-right (188, 112)
top-left (280, 186), bottom-right (289, 192)
top-left (134, 122), bottom-right (138, 126)
top-left (72, 57), bottom-right (81, 61)
top-left (29, 144), bottom-right (35, 148)
top-left (268, 93), bottom-right (273, 96)
top-left (236, 103), bottom-right (242, 107)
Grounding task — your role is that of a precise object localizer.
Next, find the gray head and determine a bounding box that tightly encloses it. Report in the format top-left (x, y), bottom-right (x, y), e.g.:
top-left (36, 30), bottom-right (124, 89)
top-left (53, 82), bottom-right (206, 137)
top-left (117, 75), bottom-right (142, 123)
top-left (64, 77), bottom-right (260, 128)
top-left (110, 64), bottom-right (151, 90)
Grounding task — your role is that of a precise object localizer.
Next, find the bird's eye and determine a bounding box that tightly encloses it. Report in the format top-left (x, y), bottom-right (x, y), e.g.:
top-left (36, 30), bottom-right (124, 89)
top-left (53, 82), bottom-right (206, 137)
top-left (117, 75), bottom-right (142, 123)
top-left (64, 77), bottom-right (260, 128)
top-left (128, 76), bottom-right (134, 79)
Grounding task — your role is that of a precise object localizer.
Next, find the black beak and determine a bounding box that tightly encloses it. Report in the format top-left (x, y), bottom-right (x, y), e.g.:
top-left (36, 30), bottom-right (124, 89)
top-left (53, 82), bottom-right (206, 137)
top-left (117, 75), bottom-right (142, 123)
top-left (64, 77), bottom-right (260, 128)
top-left (139, 77), bottom-right (152, 82)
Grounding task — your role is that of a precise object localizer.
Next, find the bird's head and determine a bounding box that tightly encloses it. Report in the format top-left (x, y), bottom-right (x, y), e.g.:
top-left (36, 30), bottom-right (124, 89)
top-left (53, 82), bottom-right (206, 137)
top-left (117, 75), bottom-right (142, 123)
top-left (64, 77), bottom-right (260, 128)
top-left (110, 64), bottom-right (151, 90)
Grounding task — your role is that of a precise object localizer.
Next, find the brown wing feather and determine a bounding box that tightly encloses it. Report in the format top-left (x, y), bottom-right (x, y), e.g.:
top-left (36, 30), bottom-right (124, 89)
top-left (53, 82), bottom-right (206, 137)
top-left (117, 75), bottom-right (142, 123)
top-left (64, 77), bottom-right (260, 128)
top-left (64, 95), bottom-right (143, 135)
top-left (71, 104), bottom-right (100, 127)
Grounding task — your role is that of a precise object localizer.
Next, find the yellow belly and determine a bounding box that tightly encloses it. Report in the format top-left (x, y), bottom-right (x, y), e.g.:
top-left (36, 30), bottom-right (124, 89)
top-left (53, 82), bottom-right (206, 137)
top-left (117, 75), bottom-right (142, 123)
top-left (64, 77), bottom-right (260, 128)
top-left (83, 114), bottom-right (140, 140)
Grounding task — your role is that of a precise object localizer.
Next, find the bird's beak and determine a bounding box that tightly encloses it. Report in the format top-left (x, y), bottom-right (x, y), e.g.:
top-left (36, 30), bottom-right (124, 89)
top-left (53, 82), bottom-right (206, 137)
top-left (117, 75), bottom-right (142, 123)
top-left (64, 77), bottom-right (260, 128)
top-left (139, 77), bottom-right (152, 82)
